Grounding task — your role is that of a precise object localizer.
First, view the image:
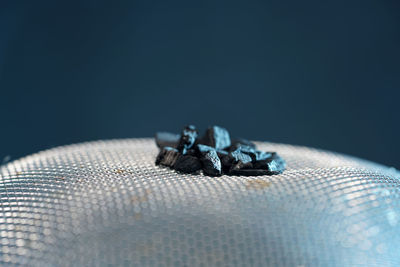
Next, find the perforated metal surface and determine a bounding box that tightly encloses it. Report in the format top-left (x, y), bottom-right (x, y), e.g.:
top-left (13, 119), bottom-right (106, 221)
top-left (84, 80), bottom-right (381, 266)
top-left (0, 138), bottom-right (399, 266)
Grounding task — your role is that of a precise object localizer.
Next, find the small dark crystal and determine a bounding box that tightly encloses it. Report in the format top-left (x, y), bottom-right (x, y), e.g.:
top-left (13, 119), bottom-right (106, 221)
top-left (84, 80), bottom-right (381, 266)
top-left (253, 153), bottom-right (286, 174)
top-left (230, 145), bottom-right (273, 162)
top-left (155, 132), bottom-right (180, 149)
top-left (228, 142), bottom-right (254, 152)
top-left (177, 125), bottom-right (198, 154)
top-left (201, 150), bottom-right (222, 176)
top-left (197, 144), bottom-right (215, 154)
top-left (174, 155), bottom-right (202, 173)
top-left (236, 146), bottom-right (258, 161)
top-left (217, 150), bottom-right (232, 172)
top-left (230, 148), bottom-right (252, 164)
top-left (185, 149), bottom-right (198, 157)
top-left (216, 149), bottom-right (228, 156)
top-left (230, 160), bottom-right (253, 173)
top-left (202, 126), bottom-right (231, 150)
top-left (156, 147), bottom-right (180, 167)
top-left (254, 151), bottom-right (273, 161)
top-left (267, 159), bottom-right (286, 174)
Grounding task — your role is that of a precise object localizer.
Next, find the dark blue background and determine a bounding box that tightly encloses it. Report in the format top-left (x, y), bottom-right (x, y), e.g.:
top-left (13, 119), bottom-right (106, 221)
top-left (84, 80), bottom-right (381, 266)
top-left (1, 0), bottom-right (399, 168)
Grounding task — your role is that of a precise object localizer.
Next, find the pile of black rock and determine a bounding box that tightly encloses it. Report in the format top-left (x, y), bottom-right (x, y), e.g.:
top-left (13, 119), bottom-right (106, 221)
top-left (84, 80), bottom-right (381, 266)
top-left (155, 125), bottom-right (286, 177)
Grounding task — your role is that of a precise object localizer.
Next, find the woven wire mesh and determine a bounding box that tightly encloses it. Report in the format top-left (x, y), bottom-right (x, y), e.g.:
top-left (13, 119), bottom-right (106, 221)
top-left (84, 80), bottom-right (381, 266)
top-left (0, 138), bottom-right (399, 266)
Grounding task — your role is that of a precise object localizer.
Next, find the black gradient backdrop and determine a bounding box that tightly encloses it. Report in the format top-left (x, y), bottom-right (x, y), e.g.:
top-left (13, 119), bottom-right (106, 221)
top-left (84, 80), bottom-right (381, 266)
top-left (0, 0), bottom-right (399, 168)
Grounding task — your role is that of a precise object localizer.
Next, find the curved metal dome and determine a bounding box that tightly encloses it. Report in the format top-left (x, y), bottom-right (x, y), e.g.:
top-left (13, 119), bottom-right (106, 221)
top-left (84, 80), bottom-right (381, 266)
top-left (0, 139), bottom-right (399, 266)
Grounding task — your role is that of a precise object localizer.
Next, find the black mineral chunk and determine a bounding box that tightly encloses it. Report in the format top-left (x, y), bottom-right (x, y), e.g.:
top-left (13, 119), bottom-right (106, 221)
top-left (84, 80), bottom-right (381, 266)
top-left (185, 149), bottom-right (198, 157)
top-left (155, 132), bottom-right (180, 149)
top-left (230, 148), bottom-right (252, 164)
top-left (253, 153), bottom-right (286, 174)
top-left (227, 142), bottom-right (257, 158)
top-left (236, 145), bottom-right (258, 161)
top-left (177, 125), bottom-right (198, 154)
top-left (155, 147), bottom-right (180, 167)
top-left (200, 150), bottom-right (222, 176)
top-left (267, 155), bottom-right (286, 174)
top-left (230, 160), bottom-right (253, 173)
top-left (217, 150), bottom-right (232, 173)
top-left (216, 149), bottom-right (228, 156)
top-left (197, 145), bottom-right (228, 173)
top-left (237, 145), bottom-right (256, 154)
top-left (230, 145), bottom-right (273, 162)
top-left (202, 126), bottom-right (231, 150)
top-left (174, 155), bottom-right (202, 173)
top-left (197, 144), bottom-right (215, 154)
top-left (254, 151), bottom-right (273, 161)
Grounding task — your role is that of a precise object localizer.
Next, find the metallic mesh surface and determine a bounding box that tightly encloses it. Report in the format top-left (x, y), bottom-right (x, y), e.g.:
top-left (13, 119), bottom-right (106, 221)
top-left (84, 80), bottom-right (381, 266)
top-left (0, 138), bottom-right (399, 266)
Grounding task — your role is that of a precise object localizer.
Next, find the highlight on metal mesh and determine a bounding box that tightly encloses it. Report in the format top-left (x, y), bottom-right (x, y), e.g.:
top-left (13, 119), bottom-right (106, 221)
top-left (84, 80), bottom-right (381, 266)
top-left (0, 138), bottom-right (399, 266)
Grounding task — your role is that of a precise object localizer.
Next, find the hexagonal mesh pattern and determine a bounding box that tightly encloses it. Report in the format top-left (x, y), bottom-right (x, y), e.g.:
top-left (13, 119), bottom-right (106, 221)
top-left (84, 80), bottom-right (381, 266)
top-left (0, 139), bottom-right (399, 266)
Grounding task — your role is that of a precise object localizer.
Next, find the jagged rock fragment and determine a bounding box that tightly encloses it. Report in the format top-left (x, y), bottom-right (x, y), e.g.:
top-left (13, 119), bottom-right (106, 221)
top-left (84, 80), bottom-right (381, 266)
top-left (202, 126), bottom-right (231, 150)
top-left (230, 160), bottom-right (253, 173)
top-left (200, 150), bottom-right (222, 176)
top-left (254, 151), bottom-right (273, 161)
top-left (156, 147), bottom-right (180, 167)
top-left (197, 144), bottom-right (215, 154)
top-left (174, 155), bottom-right (202, 173)
top-left (216, 150), bottom-right (231, 172)
top-left (177, 125), bottom-right (198, 153)
top-left (253, 153), bottom-right (286, 174)
top-left (230, 148), bottom-right (252, 164)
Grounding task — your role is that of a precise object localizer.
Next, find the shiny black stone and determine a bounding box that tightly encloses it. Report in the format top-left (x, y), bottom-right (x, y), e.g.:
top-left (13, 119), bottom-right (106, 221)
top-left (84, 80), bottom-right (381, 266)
top-left (237, 145), bottom-right (256, 154)
top-left (177, 125), bottom-right (198, 154)
top-left (185, 149), bottom-right (198, 157)
top-left (227, 143), bottom-right (258, 160)
top-left (229, 160), bottom-right (253, 173)
top-left (238, 146), bottom-right (258, 161)
top-left (230, 148), bottom-right (252, 164)
top-left (217, 150), bottom-right (232, 173)
top-left (216, 149), bottom-right (228, 156)
top-left (197, 144), bottom-right (214, 154)
top-left (202, 126), bottom-right (231, 150)
top-left (253, 153), bottom-right (286, 174)
top-left (200, 150), bottom-right (222, 176)
top-left (155, 132), bottom-right (180, 148)
top-left (254, 151), bottom-right (274, 161)
top-left (155, 147), bottom-right (180, 167)
top-left (227, 143), bottom-right (256, 152)
top-left (229, 145), bottom-right (273, 162)
top-left (174, 154), bottom-right (202, 173)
